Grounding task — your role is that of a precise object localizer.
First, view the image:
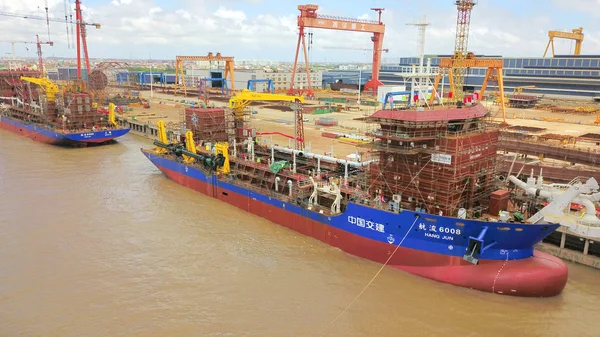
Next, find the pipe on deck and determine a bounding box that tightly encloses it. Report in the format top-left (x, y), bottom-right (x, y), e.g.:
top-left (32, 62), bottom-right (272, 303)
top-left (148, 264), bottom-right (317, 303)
top-left (271, 146), bottom-right (376, 168)
top-left (508, 175), bottom-right (599, 225)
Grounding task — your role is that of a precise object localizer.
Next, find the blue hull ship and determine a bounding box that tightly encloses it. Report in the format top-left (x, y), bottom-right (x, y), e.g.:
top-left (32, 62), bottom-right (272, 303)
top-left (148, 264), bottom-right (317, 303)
top-left (0, 115), bottom-right (130, 146)
top-left (137, 98), bottom-right (600, 297)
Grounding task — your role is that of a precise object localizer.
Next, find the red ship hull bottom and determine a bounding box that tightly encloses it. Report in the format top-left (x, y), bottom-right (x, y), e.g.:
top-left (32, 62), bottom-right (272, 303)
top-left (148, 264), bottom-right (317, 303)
top-left (0, 120), bottom-right (115, 146)
top-left (156, 164), bottom-right (568, 297)
top-left (1, 119), bottom-right (61, 144)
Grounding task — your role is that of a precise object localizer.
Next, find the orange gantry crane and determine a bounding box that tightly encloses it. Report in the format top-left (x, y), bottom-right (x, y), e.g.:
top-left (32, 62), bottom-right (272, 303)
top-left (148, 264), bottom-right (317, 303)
top-left (174, 53), bottom-right (235, 97)
top-left (289, 4), bottom-right (386, 97)
top-left (543, 28), bottom-right (584, 57)
top-left (430, 0), bottom-right (508, 124)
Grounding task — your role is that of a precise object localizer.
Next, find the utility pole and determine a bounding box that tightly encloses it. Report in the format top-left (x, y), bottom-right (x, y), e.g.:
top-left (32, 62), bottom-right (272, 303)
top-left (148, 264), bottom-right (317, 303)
top-left (357, 68), bottom-right (362, 104)
top-left (149, 53), bottom-right (154, 98)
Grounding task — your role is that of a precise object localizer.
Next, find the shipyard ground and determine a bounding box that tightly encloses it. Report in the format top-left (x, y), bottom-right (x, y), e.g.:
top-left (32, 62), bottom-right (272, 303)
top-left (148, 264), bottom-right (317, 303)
top-left (119, 91), bottom-right (600, 158)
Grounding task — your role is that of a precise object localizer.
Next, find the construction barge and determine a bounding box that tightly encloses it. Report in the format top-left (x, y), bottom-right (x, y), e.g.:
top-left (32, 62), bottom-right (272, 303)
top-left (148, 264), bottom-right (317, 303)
top-left (0, 70), bottom-right (130, 146)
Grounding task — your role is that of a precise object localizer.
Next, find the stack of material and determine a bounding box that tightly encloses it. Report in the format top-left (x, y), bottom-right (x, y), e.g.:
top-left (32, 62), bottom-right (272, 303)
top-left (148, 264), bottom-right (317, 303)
top-left (315, 117), bottom-right (338, 126)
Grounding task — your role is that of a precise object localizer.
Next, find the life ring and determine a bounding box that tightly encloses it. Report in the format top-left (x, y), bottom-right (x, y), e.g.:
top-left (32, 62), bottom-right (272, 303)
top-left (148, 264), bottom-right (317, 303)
top-left (92, 125), bottom-right (101, 131)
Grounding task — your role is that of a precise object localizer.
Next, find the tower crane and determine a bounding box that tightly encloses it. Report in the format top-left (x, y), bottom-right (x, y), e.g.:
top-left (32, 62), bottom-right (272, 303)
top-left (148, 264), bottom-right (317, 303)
top-left (450, 0), bottom-right (477, 102)
top-left (430, 1), bottom-right (508, 124)
top-left (290, 4), bottom-right (386, 97)
top-left (0, 0), bottom-right (101, 81)
top-left (0, 35), bottom-right (54, 74)
top-left (543, 28), bottom-right (584, 57)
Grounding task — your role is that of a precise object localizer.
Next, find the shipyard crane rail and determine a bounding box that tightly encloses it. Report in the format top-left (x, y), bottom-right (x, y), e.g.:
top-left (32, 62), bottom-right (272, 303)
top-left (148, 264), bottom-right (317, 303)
top-left (175, 53), bottom-right (235, 97)
top-left (543, 28), bottom-right (584, 57)
top-left (290, 4), bottom-right (386, 97)
top-left (229, 89), bottom-right (306, 149)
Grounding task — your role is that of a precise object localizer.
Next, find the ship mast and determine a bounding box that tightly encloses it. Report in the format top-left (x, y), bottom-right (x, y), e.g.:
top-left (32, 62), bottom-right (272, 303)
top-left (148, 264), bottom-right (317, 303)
top-left (404, 16), bottom-right (437, 108)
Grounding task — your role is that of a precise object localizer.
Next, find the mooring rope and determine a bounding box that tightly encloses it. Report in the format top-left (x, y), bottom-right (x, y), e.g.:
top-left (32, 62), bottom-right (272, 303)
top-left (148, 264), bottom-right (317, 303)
top-left (322, 215), bottom-right (421, 335)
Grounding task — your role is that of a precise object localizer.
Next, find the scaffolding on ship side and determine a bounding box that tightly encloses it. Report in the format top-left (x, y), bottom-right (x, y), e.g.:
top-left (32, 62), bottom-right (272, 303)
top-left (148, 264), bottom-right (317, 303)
top-left (363, 106), bottom-right (499, 217)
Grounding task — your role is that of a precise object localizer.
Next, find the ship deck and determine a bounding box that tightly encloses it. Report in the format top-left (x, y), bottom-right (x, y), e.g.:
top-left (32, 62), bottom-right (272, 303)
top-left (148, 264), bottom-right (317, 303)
top-left (370, 102), bottom-right (487, 122)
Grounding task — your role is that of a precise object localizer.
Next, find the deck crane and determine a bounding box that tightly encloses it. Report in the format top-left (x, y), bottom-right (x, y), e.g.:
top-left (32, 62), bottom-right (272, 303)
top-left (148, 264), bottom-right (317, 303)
top-left (19, 76), bottom-right (60, 102)
top-left (0, 0), bottom-right (101, 81)
top-left (228, 89), bottom-right (306, 149)
top-left (290, 4), bottom-right (386, 97)
top-left (543, 28), bottom-right (584, 57)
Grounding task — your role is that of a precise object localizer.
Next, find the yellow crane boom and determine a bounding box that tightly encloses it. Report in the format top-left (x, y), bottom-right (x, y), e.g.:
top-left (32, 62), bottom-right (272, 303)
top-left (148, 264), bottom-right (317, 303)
top-left (19, 76), bottom-right (59, 102)
top-left (228, 89), bottom-right (305, 119)
top-left (543, 28), bottom-right (584, 57)
top-left (513, 85), bottom-right (536, 95)
top-left (108, 102), bottom-right (118, 126)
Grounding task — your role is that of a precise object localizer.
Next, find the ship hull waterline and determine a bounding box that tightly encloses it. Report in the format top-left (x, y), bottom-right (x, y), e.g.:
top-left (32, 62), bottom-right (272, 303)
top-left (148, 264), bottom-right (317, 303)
top-left (0, 115), bottom-right (130, 146)
top-left (142, 149), bottom-right (568, 297)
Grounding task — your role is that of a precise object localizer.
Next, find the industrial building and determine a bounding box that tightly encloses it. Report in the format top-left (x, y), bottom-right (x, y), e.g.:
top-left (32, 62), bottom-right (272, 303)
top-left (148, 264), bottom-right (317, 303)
top-left (322, 55), bottom-right (600, 100)
top-left (48, 66), bottom-right (89, 81)
top-left (185, 69), bottom-right (322, 92)
top-left (396, 55), bottom-right (600, 99)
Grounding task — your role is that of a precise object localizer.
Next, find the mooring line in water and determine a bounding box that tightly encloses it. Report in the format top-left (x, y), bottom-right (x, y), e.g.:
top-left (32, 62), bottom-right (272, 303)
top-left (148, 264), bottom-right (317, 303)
top-left (323, 215), bottom-right (421, 334)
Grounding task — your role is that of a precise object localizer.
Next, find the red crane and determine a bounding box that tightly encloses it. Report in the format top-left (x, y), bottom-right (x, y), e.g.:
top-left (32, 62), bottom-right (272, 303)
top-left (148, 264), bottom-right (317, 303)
top-left (0, 0), bottom-right (100, 81)
top-left (289, 4), bottom-right (386, 97)
top-left (0, 36), bottom-right (53, 73)
top-left (35, 35), bottom-right (54, 74)
top-left (74, 0), bottom-right (91, 80)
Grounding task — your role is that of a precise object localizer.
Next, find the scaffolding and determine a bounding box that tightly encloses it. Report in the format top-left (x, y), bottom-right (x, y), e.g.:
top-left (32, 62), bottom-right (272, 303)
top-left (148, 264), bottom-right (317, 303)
top-left (364, 103), bottom-right (499, 217)
top-left (182, 106), bottom-right (236, 145)
top-left (0, 71), bottom-right (110, 132)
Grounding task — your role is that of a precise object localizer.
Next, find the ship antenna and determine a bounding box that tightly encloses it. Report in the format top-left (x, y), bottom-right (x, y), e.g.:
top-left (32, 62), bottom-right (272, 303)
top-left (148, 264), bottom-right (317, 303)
top-left (322, 215), bottom-right (421, 333)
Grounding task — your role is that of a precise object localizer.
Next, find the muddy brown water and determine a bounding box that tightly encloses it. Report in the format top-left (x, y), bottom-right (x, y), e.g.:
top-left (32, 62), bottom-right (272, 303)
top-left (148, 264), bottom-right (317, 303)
top-left (1, 130), bottom-right (599, 336)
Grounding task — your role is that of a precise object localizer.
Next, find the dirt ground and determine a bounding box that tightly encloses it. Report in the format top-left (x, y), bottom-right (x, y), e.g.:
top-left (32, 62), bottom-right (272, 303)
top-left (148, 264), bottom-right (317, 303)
top-left (118, 90), bottom-right (600, 159)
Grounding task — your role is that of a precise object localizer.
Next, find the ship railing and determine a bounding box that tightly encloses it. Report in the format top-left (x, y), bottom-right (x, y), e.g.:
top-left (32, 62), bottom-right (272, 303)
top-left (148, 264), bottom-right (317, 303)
top-left (568, 176), bottom-right (583, 186)
top-left (370, 127), bottom-right (491, 142)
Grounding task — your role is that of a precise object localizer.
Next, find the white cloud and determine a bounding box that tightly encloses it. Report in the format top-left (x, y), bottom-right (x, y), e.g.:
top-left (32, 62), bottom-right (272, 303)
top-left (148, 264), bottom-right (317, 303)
top-left (0, 0), bottom-right (598, 61)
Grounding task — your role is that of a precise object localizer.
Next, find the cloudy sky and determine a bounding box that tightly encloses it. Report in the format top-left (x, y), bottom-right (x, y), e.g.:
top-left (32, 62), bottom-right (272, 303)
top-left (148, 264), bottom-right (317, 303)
top-left (0, 0), bottom-right (598, 62)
